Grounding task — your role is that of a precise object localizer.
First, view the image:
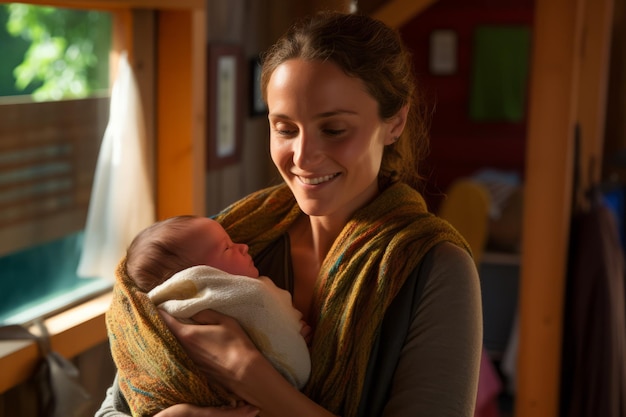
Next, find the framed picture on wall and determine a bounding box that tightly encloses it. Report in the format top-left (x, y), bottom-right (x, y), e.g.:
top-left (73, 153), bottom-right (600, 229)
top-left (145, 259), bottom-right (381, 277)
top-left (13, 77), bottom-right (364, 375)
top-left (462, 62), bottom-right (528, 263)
top-left (207, 44), bottom-right (244, 169)
top-left (429, 29), bottom-right (458, 75)
top-left (249, 56), bottom-right (268, 117)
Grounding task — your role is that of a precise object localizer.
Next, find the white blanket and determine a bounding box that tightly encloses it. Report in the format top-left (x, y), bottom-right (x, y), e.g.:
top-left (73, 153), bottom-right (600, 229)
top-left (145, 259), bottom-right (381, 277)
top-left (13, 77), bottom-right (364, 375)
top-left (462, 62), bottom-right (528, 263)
top-left (148, 265), bottom-right (311, 389)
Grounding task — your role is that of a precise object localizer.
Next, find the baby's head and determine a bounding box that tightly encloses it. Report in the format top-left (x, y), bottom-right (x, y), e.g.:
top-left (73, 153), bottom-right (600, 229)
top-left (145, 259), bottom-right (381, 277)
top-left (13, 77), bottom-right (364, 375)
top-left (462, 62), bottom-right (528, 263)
top-left (126, 215), bottom-right (259, 292)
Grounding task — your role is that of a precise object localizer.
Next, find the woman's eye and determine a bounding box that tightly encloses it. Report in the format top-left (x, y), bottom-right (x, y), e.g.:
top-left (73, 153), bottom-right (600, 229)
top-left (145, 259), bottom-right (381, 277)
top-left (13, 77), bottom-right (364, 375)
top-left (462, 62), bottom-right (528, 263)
top-left (277, 129), bottom-right (296, 136)
top-left (273, 123), bottom-right (297, 137)
top-left (324, 128), bottom-right (345, 137)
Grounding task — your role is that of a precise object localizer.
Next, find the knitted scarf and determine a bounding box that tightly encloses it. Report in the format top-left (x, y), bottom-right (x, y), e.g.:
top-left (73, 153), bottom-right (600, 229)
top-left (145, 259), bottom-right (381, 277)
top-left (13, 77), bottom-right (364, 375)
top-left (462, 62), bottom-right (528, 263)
top-left (106, 182), bottom-right (469, 416)
top-left (105, 185), bottom-right (304, 416)
top-left (107, 259), bottom-right (236, 417)
top-left (215, 182), bottom-right (470, 417)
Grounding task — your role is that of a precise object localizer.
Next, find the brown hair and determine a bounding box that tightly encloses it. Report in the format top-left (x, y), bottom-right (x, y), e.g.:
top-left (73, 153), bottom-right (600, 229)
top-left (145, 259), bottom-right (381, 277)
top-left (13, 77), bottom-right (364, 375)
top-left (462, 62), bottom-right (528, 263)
top-left (125, 215), bottom-right (200, 292)
top-left (260, 11), bottom-right (430, 190)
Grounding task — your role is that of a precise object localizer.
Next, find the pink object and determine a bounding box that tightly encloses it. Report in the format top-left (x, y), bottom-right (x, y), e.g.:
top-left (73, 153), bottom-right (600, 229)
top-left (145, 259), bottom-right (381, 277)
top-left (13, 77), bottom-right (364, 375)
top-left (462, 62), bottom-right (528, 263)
top-left (475, 348), bottom-right (502, 417)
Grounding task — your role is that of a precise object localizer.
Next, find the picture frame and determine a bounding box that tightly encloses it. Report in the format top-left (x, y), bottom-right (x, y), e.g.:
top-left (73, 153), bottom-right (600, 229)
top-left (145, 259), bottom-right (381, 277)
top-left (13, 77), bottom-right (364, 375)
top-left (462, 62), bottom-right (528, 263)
top-left (429, 29), bottom-right (458, 75)
top-left (207, 44), bottom-right (244, 169)
top-left (249, 56), bottom-right (268, 117)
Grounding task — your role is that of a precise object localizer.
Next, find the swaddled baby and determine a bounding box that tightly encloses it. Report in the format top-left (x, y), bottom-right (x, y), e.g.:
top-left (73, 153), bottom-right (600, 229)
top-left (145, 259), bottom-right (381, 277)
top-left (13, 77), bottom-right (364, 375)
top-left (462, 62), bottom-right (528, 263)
top-left (106, 215), bottom-right (311, 417)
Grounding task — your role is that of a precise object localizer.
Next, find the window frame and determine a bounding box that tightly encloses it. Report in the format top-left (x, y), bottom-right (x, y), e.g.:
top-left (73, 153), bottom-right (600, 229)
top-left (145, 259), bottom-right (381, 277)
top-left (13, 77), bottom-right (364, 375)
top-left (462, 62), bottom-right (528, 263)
top-left (0, 0), bottom-right (207, 394)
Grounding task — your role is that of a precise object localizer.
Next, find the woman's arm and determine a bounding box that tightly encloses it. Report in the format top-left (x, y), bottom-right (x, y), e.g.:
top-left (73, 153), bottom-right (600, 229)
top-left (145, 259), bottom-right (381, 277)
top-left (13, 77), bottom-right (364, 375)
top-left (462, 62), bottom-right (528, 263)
top-left (383, 242), bottom-right (483, 416)
top-left (94, 376), bottom-right (130, 417)
top-left (94, 375), bottom-right (259, 417)
top-left (160, 311), bottom-right (337, 417)
top-left (154, 404), bottom-right (259, 417)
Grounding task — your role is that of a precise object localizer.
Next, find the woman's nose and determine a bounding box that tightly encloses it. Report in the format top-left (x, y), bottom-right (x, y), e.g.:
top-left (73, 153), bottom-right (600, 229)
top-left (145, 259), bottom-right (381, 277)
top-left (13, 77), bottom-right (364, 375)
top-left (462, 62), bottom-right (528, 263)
top-left (293, 132), bottom-right (322, 168)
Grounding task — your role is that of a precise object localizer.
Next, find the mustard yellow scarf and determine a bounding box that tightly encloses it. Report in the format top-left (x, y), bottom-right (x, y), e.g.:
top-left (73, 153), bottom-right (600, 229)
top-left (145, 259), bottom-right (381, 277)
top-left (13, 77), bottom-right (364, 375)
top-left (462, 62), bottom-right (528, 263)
top-left (107, 260), bottom-right (236, 417)
top-left (215, 182), bottom-right (470, 416)
top-left (107, 182), bottom-right (469, 417)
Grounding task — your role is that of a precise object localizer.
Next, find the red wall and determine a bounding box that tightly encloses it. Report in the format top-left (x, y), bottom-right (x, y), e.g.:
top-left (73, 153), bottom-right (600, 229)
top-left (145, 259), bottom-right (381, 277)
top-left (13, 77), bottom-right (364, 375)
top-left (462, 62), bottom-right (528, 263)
top-left (399, 0), bottom-right (534, 210)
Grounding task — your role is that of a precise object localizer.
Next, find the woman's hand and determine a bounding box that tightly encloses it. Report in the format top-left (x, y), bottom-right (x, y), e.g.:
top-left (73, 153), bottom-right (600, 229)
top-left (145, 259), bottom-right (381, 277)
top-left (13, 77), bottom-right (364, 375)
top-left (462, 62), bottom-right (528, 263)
top-left (159, 310), bottom-right (334, 416)
top-left (158, 309), bottom-right (263, 396)
top-left (154, 403), bottom-right (258, 417)
top-left (300, 320), bottom-right (313, 346)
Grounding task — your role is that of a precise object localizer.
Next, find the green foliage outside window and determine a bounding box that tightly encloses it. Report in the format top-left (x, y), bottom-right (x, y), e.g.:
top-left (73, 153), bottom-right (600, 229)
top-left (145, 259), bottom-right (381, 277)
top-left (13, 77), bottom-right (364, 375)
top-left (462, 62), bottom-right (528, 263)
top-left (2, 3), bottom-right (111, 101)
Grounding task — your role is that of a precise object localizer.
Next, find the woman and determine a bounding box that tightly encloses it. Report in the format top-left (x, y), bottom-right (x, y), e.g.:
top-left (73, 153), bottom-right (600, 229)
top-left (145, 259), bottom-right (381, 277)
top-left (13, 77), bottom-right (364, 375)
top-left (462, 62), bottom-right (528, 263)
top-left (97, 10), bottom-right (482, 417)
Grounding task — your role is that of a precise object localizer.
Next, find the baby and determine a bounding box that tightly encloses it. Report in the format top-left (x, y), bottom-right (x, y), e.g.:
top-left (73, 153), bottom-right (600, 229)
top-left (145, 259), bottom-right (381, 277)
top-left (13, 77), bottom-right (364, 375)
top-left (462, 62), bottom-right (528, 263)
top-left (107, 215), bottom-right (311, 415)
top-left (124, 214), bottom-right (312, 389)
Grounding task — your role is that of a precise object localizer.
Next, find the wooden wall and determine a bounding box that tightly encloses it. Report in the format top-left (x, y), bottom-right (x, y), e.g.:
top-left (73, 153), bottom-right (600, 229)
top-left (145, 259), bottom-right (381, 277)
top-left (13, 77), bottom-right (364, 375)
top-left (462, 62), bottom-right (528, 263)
top-left (399, 0), bottom-right (533, 211)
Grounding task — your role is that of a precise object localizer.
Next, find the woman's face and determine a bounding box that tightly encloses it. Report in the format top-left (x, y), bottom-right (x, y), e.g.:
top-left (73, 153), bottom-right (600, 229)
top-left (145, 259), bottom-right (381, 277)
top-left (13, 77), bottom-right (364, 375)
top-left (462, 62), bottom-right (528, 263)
top-left (266, 59), bottom-right (401, 222)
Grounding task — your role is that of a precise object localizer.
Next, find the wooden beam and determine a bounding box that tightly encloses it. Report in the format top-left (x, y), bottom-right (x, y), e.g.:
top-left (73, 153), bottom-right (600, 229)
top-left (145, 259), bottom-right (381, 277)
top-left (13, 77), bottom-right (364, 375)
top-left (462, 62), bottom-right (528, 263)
top-left (575, 0), bottom-right (614, 210)
top-left (156, 9), bottom-right (206, 219)
top-left (515, 0), bottom-right (584, 416)
top-left (1, 0), bottom-right (205, 11)
top-left (130, 9), bottom-right (157, 189)
top-left (371, 0), bottom-right (437, 28)
top-left (190, 8), bottom-right (207, 217)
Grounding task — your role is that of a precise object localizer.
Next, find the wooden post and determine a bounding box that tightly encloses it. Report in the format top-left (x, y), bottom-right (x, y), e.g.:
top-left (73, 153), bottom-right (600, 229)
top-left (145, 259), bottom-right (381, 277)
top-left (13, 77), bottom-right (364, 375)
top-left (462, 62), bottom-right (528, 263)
top-left (575, 0), bottom-right (614, 210)
top-left (156, 8), bottom-right (206, 219)
top-left (515, 0), bottom-right (584, 416)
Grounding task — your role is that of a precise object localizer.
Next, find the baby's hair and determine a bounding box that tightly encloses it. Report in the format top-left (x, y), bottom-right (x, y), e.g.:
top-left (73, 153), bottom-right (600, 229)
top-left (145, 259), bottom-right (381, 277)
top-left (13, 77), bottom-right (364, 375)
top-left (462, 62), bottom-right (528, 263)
top-left (126, 215), bottom-right (201, 292)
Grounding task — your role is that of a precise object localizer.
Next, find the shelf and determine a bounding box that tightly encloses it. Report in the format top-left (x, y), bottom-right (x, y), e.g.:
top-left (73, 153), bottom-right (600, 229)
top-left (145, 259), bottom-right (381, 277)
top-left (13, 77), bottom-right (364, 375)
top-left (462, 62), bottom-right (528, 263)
top-left (482, 251), bottom-right (522, 266)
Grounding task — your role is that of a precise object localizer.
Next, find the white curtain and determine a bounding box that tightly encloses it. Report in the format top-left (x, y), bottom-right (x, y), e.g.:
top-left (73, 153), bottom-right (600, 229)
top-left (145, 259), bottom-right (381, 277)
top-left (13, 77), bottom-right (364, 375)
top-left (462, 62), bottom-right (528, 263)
top-left (77, 52), bottom-right (155, 281)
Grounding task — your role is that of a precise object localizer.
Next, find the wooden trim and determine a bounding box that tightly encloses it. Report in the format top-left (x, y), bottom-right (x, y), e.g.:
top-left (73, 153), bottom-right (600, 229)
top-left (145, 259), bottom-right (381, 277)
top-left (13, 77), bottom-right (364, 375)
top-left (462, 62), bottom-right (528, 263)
top-left (111, 9), bottom-right (133, 78)
top-left (8, 0), bottom-right (204, 11)
top-left (131, 9), bottom-right (157, 189)
top-left (156, 9), bottom-right (206, 219)
top-left (0, 292), bottom-right (112, 394)
top-left (44, 293), bottom-right (112, 357)
top-left (516, 1), bottom-right (584, 416)
top-left (0, 341), bottom-right (39, 395)
top-left (575, 0), bottom-right (614, 210)
top-left (156, 10), bottom-right (193, 219)
top-left (190, 8), bottom-right (207, 217)
top-left (371, 0), bottom-right (437, 28)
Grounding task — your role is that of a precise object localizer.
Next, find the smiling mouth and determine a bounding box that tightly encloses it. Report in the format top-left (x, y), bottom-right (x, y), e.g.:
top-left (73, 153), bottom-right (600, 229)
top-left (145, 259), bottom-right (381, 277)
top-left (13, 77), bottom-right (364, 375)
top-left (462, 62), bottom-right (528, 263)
top-left (298, 173), bottom-right (340, 185)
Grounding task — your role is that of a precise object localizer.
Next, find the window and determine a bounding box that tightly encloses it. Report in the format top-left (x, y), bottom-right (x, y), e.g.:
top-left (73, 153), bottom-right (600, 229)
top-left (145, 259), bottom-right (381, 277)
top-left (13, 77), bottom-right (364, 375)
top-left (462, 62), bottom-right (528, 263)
top-left (0, 4), bottom-right (112, 324)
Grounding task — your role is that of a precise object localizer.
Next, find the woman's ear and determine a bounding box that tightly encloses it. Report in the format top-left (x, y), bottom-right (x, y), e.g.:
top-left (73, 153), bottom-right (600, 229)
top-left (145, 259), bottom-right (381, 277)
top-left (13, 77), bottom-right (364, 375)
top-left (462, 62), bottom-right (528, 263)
top-left (384, 104), bottom-right (409, 145)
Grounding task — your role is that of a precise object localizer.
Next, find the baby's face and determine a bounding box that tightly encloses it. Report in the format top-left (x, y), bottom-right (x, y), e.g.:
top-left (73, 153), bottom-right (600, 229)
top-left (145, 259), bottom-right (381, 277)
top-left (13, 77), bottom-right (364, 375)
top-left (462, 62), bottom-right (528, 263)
top-left (187, 218), bottom-right (259, 278)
